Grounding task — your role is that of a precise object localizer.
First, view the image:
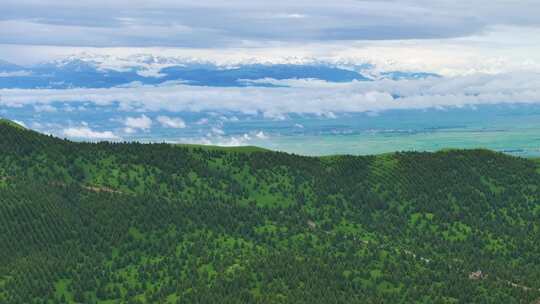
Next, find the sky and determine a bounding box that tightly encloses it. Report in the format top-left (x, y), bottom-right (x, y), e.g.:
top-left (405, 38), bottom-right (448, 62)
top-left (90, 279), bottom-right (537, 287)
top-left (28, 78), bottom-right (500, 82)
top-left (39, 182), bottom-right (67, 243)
top-left (0, 0), bottom-right (539, 73)
top-left (2, 1), bottom-right (540, 46)
top-left (1, 1), bottom-right (540, 153)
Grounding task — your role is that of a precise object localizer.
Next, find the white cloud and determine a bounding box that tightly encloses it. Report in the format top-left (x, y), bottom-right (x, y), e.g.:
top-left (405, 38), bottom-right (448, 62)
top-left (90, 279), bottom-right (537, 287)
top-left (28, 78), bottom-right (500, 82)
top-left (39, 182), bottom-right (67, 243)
top-left (13, 120), bottom-right (26, 127)
top-left (322, 112), bottom-right (337, 119)
top-left (189, 133), bottom-right (253, 147)
top-left (195, 130), bottom-right (269, 147)
top-left (211, 127), bottom-right (225, 135)
top-left (0, 71), bottom-right (31, 77)
top-left (218, 134), bottom-right (252, 146)
top-left (219, 115), bottom-right (239, 122)
top-left (157, 115), bottom-right (186, 128)
top-left (124, 114), bottom-right (152, 131)
top-left (136, 69), bottom-right (167, 78)
top-left (2, 71), bottom-right (540, 117)
top-left (272, 13), bottom-right (307, 19)
top-left (196, 118), bottom-right (209, 125)
top-left (1, 25), bottom-right (540, 76)
top-left (63, 126), bottom-right (120, 140)
top-left (34, 104), bottom-right (57, 112)
top-left (255, 131), bottom-right (268, 139)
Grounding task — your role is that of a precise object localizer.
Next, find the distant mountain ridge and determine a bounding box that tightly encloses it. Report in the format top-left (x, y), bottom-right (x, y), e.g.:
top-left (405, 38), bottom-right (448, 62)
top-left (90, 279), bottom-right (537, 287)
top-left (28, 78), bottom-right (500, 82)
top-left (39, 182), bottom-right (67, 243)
top-left (0, 55), bottom-right (440, 89)
top-left (0, 60), bottom-right (25, 72)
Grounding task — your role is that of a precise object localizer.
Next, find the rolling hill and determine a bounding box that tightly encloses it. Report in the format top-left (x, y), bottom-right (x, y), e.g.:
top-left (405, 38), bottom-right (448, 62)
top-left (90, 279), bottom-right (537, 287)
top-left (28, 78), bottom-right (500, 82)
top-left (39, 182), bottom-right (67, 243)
top-left (1, 119), bottom-right (539, 303)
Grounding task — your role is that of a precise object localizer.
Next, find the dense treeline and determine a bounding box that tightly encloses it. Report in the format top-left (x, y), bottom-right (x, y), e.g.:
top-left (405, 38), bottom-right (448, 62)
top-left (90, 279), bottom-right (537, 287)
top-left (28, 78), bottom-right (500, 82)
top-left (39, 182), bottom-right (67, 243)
top-left (1, 119), bottom-right (540, 303)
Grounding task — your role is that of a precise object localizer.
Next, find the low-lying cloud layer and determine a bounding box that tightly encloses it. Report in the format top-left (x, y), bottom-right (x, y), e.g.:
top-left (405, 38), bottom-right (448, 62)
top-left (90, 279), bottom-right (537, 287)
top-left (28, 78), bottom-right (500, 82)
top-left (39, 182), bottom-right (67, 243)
top-left (123, 115), bottom-right (152, 133)
top-left (2, 72), bottom-right (539, 118)
top-left (63, 126), bottom-right (120, 140)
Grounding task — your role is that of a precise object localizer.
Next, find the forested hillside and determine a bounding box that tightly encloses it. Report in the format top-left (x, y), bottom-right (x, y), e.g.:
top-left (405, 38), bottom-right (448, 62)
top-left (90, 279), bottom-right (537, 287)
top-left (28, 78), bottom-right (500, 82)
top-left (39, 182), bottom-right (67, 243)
top-left (1, 119), bottom-right (540, 303)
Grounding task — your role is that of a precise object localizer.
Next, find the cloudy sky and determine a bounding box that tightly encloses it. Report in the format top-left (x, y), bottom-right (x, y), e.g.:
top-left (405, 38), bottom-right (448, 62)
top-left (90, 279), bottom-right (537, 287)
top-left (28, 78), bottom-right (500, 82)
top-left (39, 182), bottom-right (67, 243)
top-left (2, 0), bottom-right (540, 45)
top-left (1, 0), bottom-right (540, 74)
top-left (2, 0), bottom-right (540, 151)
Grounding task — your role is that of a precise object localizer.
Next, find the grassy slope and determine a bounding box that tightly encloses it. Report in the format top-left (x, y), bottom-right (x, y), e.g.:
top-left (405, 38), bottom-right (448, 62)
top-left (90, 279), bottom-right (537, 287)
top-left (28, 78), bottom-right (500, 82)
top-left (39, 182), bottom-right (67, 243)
top-left (0, 118), bottom-right (25, 130)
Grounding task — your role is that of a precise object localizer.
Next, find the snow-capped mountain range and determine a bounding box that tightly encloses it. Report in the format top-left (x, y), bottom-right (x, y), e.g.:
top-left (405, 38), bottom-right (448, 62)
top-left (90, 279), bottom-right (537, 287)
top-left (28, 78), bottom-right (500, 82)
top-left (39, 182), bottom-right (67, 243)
top-left (0, 54), bottom-right (439, 89)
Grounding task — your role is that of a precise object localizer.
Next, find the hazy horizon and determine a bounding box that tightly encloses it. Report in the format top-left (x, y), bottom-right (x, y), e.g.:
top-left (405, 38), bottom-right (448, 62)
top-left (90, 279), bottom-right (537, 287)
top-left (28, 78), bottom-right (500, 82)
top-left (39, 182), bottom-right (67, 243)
top-left (1, 1), bottom-right (540, 155)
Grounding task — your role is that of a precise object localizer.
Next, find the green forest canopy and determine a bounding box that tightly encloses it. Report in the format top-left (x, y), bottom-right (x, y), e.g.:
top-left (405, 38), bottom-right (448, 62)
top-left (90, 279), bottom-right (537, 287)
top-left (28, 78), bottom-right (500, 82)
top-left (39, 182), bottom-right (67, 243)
top-left (1, 119), bottom-right (540, 303)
